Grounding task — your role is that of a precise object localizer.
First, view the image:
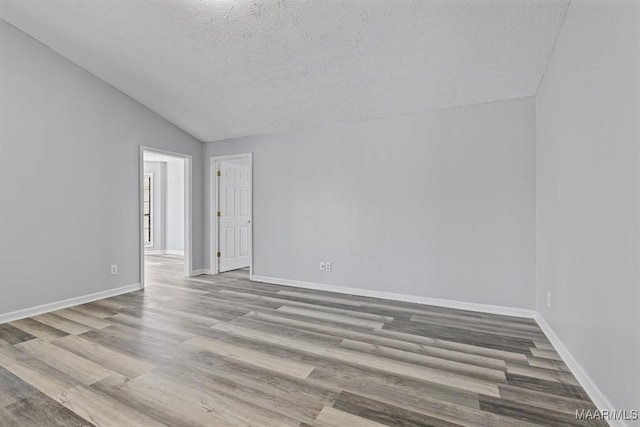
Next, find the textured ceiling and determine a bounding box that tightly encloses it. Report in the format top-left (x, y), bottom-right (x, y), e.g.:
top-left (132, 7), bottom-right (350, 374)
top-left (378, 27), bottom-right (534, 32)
top-left (0, 0), bottom-right (569, 142)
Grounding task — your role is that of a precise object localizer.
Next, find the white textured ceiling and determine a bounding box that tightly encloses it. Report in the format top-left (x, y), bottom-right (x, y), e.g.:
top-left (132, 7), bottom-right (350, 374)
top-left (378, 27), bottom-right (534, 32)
top-left (0, 0), bottom-right (569, 142)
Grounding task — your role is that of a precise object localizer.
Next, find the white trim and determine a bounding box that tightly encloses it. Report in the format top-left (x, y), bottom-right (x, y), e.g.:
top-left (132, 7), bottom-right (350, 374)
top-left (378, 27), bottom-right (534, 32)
top-left (191, 269), bottom-right (213, 276)
top-left (140, 146), bottom-right (193, 287)
top-left (164, 249), bottom-right (185, 256)
top-left (210, 153), bottom-right (254, 279)
top-left (252, 275), bottom-right (536, 318)
top-left (144, 249), bottom-right (185, 256)
top-left (534, 314), bottom-right (627, 427)
top-left (144, 249), bottom-right (166, 255)
top-left (0, 284), bottom-right (142, 325)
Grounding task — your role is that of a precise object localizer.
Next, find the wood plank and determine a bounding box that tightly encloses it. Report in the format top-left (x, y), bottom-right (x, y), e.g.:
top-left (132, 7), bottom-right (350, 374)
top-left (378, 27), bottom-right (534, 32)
top-left (497, 384), bottom-right (599, 416)
top-left (278, 306), bottom-right (385, 329)
top-left (0, 340), bottom-right (80, 399)
top-left (213, 321), bottom-right (334, 355)
top-left (31, 314), bottom-right (91, 335)
top-left (383, 319), bottom-right (536, 355)
top-left (176, 351), bottom-right (337, 424)
top-left (9, 318), bottom-right (68, 341)
top-left (506, 363), bottom-right (580, 385)
top-left (3, 391), bottom-right (93, 427)
top-left (332, 391), bottom-right (462, 427)
top-left (51, 335), bottom-right (155, 380)
top-left (0, 406), bottom-right (19, 427)
top-left (505, 373), bottom-right (591, 401)
top-left (72, 303), bottom-right (119, 319)
top-left (219, 289), bottom-right (394, 322)
top-left (314, 406), bottom-right (388, 427)
top-left (53, 308), bottom-right (114, 330)
top-left (15, 339), bottom-right (114, 385)
top-left (91, 374), bottom-right (219, 427)
top-left (185, 335), bottom-right (316, 378)
top-left (410, 313), bottom-right (547, 341)
top-left (0, 365), bottom-right (39, 407)
top-left (373, 327), bottom-right (529, 362)
top-left (339, 339), bottom-right (506, 382)
top-left (322, 346), bottom-right (501, 397)
top-left (308, 365), bottom-right (545, 427)
top-left (243, 311), bottom-right (508, 370)
top-left (307, 361), bottom-right (480, 410)
top-left (0, 323), bottom-right (36, 345)
top-left (276, 290), bottom-right (362, 307)
top-left (479, 395), bottom-right (607, 427)
top-left (59, 385), bottom-right (166, 427)
top-left (107, 312), bottom-right (196, 342)
top-left (126, 370), bottom-right (299, 426)
top-left (89, 299), bottom-right (128, 311)
top-left (530, 347), bottom-right (564, 361)
top-left (527, 356), bottom-right (569, 372)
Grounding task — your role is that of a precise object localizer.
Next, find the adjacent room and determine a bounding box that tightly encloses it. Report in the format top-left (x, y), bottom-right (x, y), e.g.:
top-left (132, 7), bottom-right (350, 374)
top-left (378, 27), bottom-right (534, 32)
top-left (0, 0), bottom-right (638, 426)
top-left (142, 150), bottom-right (191, 288)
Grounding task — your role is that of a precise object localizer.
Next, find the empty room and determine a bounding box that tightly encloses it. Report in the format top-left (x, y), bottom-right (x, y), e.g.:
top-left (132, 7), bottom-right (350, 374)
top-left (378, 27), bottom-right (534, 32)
top-left (0, 0), bottom-right (638, 426)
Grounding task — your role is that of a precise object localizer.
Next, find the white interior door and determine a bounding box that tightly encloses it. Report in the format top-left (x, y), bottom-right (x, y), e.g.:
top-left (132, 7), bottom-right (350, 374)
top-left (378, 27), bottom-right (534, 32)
top-left (218, 161), bottom-right (251, 272)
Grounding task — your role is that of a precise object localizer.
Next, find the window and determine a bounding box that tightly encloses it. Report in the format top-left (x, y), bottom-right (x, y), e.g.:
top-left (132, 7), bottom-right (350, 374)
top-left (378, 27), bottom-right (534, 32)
top-left (143, 174), bottom-right (152, 246)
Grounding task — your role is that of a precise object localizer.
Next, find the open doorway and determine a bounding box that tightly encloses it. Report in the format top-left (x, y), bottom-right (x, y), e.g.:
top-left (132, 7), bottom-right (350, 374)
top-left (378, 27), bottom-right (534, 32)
top-left (210, 153), bottom-right (253, 279)
top-left (139, 146), bottom-right (192, 288)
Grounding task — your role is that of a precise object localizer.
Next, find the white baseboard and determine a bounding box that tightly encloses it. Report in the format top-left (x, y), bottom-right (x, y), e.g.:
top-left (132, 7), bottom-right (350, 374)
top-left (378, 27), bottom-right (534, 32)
top-left (0, 283), bottom-right (142, 325)
top-left (144, 249), bottom-right (165, 255)
top-left (251, 275), bottom-right (536, 318)
top-left (534, 314), bottom-right (627, 427)
top-left (191, 269), bottom-right (212, 276)
top-left (164, 250), bottom-right (185, 256)
top-left (144, 249), bottom-right (185, 256)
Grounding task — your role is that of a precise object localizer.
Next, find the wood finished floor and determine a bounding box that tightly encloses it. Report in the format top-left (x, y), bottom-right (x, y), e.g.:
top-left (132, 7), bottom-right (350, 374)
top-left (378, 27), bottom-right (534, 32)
top-left (0, 255), bottom-right (604, 427)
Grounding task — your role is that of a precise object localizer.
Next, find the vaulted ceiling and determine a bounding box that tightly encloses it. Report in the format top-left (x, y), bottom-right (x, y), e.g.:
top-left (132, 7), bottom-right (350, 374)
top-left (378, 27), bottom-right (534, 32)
top-left (0, 0), bottom-right (569, 142)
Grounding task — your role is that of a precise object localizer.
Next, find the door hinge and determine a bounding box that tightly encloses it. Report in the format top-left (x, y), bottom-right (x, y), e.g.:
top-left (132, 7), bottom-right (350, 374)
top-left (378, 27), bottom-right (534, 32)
top-left (217, 170), bottom-right (221, 176)
top-left (216, 211), bottom-right (221, 217)
top-left (216, 252), bottom-right (221, 258)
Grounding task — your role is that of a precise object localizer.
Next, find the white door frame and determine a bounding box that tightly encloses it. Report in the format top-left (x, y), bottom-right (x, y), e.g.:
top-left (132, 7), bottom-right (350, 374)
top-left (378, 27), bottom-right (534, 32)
top-left (139, 145), bottom-right (193, 288)
top-left (210, 153), bottom-right (253, 279)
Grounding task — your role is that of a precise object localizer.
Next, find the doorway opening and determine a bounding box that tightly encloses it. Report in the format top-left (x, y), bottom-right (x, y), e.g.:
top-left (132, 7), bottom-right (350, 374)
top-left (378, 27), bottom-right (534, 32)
top-left (139, 146), bottom-right (192, 288)
top-left (210, 153), bottom-right (253, 279)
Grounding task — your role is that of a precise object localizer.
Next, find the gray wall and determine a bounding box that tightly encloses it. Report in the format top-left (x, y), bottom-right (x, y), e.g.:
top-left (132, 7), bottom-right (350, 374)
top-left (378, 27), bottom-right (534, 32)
top-left (0, 21), bottom-right (204, 315)
top-left (204, 97), bottom-right (537, 309)
top-left (143, 161), bottom-right (166, 252)
top-left (536, 0), bottom-right (640, 416)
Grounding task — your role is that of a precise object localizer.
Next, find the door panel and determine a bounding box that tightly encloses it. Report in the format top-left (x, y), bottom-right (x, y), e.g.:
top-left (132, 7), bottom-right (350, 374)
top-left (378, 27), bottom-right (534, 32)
top-left (239, 227), bottom-right (249, 257)
top-left (219, 161), bottom-right (251, 272)
top-left (224, 228), bottom-right (235, 258)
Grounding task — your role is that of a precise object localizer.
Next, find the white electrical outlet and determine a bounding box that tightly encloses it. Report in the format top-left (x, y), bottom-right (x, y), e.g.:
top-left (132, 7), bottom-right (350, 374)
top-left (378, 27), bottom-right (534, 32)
top-left (319, 262), bottom-right (325, 271)
top-left (546, 291), bottom-right (551, 308)
top-left (110, 264), bottom-right (118, 275)
top-left (325, 262), bottom-right (331, 272)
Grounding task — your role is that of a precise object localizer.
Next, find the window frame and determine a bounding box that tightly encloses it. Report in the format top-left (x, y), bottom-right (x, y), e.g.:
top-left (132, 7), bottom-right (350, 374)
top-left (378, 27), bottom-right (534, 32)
top-left (143, 173), bottom-right (153, 247)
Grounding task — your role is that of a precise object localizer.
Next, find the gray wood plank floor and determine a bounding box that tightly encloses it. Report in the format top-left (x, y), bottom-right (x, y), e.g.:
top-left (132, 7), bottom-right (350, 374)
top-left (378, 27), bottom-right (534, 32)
top-left (0, 255), bottom-right (604, 426)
